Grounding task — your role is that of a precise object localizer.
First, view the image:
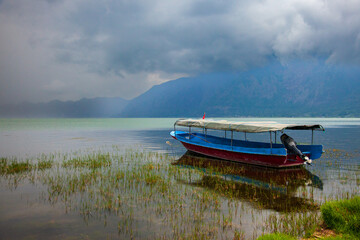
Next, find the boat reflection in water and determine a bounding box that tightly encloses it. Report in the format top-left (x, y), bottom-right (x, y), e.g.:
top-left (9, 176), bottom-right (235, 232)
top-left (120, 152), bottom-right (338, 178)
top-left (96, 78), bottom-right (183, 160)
top-left (172, 151), bottom-right (323, 212)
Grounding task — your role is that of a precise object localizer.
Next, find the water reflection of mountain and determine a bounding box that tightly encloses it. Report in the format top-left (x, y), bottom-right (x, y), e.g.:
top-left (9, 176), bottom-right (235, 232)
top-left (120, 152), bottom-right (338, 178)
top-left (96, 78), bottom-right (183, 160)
top-left (173, 152), bottom-right (323, 212)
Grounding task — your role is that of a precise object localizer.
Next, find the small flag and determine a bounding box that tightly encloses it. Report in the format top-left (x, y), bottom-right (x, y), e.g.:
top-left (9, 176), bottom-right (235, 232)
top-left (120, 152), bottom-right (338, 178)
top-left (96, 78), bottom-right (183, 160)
top-left (202, 112), bottom-right (205, 119)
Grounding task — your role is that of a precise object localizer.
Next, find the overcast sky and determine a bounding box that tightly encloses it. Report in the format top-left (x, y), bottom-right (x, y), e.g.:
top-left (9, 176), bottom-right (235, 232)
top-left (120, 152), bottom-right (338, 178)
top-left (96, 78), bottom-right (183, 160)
top-left (0, 0), bottom-right (359, 104)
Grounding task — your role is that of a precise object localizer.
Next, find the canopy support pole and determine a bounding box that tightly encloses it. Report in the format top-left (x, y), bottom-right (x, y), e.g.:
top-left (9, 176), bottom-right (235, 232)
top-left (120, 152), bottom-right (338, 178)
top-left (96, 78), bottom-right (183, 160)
top-left (311, 129), bottom-right (314, 145)
top-left (270, 131), bottom-right (273, 154)
top-left (275, 131), bottom-right (277, 144)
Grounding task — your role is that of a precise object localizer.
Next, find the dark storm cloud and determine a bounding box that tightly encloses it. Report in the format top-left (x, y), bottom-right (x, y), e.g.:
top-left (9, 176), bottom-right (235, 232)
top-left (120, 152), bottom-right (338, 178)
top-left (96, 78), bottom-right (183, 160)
top-left (65, 0), bottom-right (265, 73)
top-left (66, 0), bottom-right (360, 73)
top-left (0, 0), bottom-right (360, 104)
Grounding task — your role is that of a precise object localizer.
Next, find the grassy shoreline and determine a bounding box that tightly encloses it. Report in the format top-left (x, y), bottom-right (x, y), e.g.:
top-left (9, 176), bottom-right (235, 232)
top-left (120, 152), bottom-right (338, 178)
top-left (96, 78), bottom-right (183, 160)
top-left (257, 196), bottom-right (360, 240)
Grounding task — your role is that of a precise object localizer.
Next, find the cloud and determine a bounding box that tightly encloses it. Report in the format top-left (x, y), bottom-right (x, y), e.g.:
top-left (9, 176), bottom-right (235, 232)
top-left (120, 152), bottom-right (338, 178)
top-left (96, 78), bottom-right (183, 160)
top-left (0, 0), bottom-right (360, 104)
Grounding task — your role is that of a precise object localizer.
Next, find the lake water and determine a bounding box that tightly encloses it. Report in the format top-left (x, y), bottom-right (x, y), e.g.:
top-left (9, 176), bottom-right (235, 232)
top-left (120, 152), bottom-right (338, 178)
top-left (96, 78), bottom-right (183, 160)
top-left (0, 118), bottom-right (359, 239)
top-left (2, 118), bottom-right (360, 157)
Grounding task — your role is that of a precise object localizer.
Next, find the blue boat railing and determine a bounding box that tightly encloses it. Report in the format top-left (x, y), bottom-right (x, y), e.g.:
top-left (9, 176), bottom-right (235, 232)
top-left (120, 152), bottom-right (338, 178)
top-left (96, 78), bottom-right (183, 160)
top-left (171, 130), bottom-right (323, 159)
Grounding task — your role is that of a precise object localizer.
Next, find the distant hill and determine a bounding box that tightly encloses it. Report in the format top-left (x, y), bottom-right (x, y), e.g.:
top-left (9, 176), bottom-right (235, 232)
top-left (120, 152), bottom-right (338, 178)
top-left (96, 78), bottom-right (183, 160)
top-left (1, 61), bottom-right (359, 118)
top-left (119, 61), bottom-right (360, 117)
top-left (0, 97), bottom-right (128, 118)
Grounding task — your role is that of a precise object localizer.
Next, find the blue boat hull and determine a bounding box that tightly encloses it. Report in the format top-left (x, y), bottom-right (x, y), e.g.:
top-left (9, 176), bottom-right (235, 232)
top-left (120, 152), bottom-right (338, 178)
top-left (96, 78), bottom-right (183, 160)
top-left (171, 131), bottom-right (323, 168)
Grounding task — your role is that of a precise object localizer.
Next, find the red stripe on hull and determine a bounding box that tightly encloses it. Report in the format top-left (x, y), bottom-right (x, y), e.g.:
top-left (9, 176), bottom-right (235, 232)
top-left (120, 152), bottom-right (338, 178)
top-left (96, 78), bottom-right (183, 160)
top-left (179, 141), bottom-right (305, 168)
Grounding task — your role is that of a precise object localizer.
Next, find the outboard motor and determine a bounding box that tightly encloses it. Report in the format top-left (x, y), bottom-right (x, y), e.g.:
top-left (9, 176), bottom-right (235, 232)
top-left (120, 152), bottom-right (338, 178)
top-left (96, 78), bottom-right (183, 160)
top-left (280, 134), bottom-right (312, 165)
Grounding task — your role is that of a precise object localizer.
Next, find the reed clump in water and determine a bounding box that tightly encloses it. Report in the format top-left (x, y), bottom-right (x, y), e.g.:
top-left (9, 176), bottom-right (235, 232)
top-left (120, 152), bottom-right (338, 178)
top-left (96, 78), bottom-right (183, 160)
top-left (1, 156), bottom-right (54, 174)
top-left (1, 157), bottom-right (33, 174)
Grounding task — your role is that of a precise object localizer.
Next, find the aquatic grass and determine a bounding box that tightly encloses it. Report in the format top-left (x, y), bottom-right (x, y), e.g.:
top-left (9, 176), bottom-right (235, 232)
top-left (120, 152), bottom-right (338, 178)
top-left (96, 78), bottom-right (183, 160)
top-left (37, 159), bottom-right (54, 170)
top-left (0, 146), bottom-right (359, 239)
top-left (0, 157), bottom-right (33, 174)
top-left (322, 148), bottom-right (359, 160)
top-left (62, 153), bottom-right (111, 168)
top-left (264, 210), bottom-right (321, 237)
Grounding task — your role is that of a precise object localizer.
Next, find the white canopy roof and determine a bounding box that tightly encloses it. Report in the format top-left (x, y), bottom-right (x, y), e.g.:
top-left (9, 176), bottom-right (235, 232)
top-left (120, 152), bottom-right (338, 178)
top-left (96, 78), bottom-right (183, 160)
top-left (175, 119), bottom-right (324, 133)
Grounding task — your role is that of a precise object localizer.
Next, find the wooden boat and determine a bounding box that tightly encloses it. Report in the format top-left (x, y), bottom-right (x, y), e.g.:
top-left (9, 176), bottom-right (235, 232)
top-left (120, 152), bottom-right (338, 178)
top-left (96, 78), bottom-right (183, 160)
top-left (170, 119), bottom-right (325, 168)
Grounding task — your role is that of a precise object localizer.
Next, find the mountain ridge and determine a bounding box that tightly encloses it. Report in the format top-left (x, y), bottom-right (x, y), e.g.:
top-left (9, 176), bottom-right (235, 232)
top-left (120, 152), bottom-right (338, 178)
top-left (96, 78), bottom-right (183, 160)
top-left (119, 61), bottom-right (360, 117)
top-left (1, 61), bottom-right (359, 118)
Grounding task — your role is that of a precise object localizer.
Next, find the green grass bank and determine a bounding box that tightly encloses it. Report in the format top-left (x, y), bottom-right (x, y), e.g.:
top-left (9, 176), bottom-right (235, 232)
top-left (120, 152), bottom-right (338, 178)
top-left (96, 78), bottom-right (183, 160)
top-left (258, 196), bottom-right (360, 240)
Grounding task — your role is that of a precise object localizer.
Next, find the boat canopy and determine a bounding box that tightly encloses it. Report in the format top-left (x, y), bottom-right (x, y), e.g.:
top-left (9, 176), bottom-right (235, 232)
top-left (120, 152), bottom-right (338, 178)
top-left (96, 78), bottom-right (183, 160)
top-left (175, 119), bottom-right (325, 133)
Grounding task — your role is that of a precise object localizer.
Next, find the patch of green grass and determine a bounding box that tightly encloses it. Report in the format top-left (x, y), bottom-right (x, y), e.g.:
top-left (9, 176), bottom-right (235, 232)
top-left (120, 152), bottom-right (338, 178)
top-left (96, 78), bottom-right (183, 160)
top-left (259, 196), bottom-right (360, 240)
top-left (321, 196), bottom-right (360, 238)
top-left (257, 233), bottom-right (354, 240)
top-left (256, 233), bottom-right (296, 240)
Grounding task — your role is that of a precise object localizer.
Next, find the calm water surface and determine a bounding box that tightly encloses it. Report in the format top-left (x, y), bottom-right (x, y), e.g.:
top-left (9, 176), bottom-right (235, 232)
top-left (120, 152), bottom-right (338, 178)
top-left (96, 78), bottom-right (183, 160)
top-left (0, 118), bottom-right (359, 239)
